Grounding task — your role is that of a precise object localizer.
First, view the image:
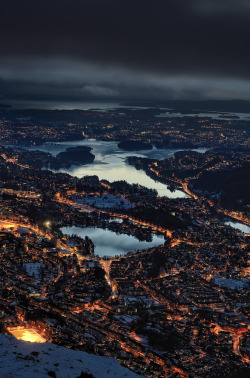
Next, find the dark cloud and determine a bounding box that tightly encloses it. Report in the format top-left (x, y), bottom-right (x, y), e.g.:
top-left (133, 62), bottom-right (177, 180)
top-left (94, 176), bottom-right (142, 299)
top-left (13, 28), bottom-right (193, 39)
top-left (0, 1), bottom-right (250, 102)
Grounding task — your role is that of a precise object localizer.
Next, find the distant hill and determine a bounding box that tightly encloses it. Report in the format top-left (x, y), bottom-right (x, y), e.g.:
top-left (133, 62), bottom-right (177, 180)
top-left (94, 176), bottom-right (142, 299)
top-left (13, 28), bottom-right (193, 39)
top-left (0, 103), bottom-right (11, 108)
top-left (193, 163), bottom-right (250, 209)
top-left (122, 100), bottom-right (250, 113)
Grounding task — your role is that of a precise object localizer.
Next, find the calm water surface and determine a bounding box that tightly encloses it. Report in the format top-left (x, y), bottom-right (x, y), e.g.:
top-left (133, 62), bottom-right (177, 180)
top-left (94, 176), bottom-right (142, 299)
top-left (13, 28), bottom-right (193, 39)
top-left (225, 221), bottom-right (250, 234)
top-left (26, 139), bottom-right (206, 198)
top-left (61, 226), bottom-right (164, 257)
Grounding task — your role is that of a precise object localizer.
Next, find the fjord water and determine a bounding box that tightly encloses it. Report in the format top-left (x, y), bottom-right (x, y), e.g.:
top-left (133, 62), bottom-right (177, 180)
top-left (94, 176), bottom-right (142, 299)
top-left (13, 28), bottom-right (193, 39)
top-left (225, 221), bottom-right (250, 234)
top-left (27, 139), bottom-right (206, 198)
top-left (61, 226), bottom-right (164, 257)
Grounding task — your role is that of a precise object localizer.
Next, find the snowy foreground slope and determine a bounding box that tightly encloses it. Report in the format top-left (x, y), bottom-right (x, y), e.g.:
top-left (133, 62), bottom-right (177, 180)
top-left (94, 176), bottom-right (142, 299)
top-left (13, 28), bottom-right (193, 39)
top-left (0, 334), bottom-right (141, 378)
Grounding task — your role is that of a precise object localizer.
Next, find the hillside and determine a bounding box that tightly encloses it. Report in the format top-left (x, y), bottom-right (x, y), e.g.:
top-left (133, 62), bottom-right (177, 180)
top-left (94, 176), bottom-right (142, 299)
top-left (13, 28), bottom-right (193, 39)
top-left (0, 334), bottom-right (141, 378)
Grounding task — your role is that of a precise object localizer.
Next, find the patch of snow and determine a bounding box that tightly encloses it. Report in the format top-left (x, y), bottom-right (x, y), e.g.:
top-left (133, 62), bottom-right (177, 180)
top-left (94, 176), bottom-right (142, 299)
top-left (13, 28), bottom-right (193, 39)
top-left (0, 334), bottom-right (141, 378)
top-left (23, 263), bottom-right (44, 279)
top-left (76, 194), bottom-right (134, 210)
top-left (213, 277), bottom-right (248, 290)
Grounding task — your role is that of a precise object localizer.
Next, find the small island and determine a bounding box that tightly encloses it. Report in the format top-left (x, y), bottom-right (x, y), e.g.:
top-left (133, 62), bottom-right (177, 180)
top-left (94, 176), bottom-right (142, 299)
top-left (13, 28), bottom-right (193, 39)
top-left (174, 150), bottom-right (201, 158)
top-left (56, 146), bottom-right (95, 164)
top-left (118, 140), bottom-right (153, 151)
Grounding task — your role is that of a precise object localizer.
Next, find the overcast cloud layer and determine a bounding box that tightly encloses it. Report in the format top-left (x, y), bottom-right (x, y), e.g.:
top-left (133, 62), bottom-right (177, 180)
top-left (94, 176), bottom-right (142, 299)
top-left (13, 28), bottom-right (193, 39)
top-left (0, 0), bottom-right (250, 103)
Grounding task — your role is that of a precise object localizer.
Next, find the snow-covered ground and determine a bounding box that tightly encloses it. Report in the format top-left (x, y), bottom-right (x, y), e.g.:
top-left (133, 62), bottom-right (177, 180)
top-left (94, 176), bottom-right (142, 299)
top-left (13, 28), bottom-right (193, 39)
top-left (213, 277), bottom-right (249, 290)
top-left (76, 194), bottom-right (134, 210)
top-left (0, 334), bottom-right (141, 378)
top-left (23, 263), bottom-right (44, 279)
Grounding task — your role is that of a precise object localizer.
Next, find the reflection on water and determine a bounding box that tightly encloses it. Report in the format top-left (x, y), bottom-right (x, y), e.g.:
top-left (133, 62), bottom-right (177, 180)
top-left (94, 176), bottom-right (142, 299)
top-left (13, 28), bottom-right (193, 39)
top-left (26, 139), bottom-right (206, 198)
top-left (61, 226), bottom-right (164, 257)
top-left (225, 221), bottom-right (250, 234)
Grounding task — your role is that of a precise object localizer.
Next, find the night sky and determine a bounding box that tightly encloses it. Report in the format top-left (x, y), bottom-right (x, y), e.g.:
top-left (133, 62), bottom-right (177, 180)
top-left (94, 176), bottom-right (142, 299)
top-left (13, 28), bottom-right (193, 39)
top-left (1, 0), bottom-right (250, 104)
